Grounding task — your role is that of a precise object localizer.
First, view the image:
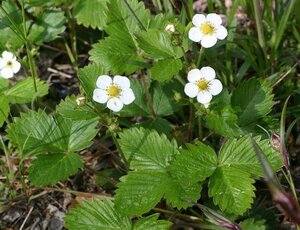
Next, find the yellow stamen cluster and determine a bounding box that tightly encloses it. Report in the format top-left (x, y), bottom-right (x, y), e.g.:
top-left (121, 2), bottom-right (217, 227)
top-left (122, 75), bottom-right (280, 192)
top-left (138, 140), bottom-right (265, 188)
top-left (107, 85), bottom-right (121, 97)
top-left (197, 80), bottom-right (209, 90)
top-left (201, 23), bottom-right (215, 35)
top-left (6, 61), bottom-right (13, 68)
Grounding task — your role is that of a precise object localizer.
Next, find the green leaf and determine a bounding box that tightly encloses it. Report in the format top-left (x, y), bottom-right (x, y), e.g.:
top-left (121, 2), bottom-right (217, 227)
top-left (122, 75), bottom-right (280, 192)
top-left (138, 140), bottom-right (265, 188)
top-left (89, 36), bottom-right (142, 74)
top-left (135, 117), bottom-right (172, 136)
top-left (239, 218), bottom-right (266, 230)
top-left (64, 199), bottom-right (132, 230)
top-left (119, 79), bottom-right (151, 117)
top-left (28, 152), bottom-right (83, 185)
top-left (208, 166), bottom-right (255, 215)
top-left (136, 29), bottom-right (183, 59)
top-left (218, 136), bottom-right (283, 176)
top-left (77, 63), bottom-right (106, 99)
top-left (169, 142), bottom-right (217, 183)
top-left (0, 96), bottom-right (9, 127)
top-left (151, 82), bottom-right (178, 116)
top-left (231, 79), bottom-right (274, 127)
top-left (28, 8), bottom-right (66, 44)
top-left (105, 0), bottom-right (150, 41)
top-left (133, 214), bottom-right (172, 230)
top-left (73, 0), bottom-right (109, 30)
top-left (151, 58), bottom-right (182, 82)
top-left (205, 106), bottom-right (241, 137)
top-left (56, 96), bottom-right (97, 120)
top-left (7, 110), bottom-right (98, 157)
top-left (0, 78), bottom-right (8, 91)
top-left (5, 78), bottom-right (49, 104)
top-left (118, 127), bottom-right (177, 170)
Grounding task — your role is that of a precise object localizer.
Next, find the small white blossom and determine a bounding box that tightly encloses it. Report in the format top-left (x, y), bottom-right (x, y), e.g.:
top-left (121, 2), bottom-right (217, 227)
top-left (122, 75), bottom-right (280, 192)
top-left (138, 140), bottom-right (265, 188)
top-left (0, 51), bottom-right (21, 79)
top-left (184, 67), bottom-right (222, 105)
top-left (165, 24), bottom-right (175, 33)
top-left (188, 13), bottom-right (228, 48)
top-left (93, 75), bottom-right (135, 112)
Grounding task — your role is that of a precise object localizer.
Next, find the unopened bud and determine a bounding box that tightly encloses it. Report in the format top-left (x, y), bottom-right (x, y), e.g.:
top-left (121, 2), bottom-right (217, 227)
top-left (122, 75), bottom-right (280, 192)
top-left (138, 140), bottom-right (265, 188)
top-left (270, 132), bottom-right (290, 170)
top-left (76, 96), bottom-right (86, 106)
top-left (270, 133), bottom-right (280, 151)
top-left (165, 24), bottom-right (175, 33)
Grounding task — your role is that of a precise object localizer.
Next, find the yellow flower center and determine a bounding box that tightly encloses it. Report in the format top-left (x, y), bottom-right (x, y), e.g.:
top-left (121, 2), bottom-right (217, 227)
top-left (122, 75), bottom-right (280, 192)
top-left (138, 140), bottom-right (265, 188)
top-left (201, 23), bottom-right (215, 35)
top-left (107, 85), bottom-right (121, 97)
top-left (197, 80), bottom-right (209, 90)
top-left (6, 61), bottom-right (13, 68)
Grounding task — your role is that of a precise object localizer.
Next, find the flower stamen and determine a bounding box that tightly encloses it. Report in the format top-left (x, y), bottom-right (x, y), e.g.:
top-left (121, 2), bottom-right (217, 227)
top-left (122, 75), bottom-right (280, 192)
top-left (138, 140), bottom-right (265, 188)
top-left (197, 79), bottom-right (209, 90)
top-left (200, 23), bottom-right (215, 35)
top-left (107, 85), bottom-right (121, 97)
top-left (6, 61), bottom-right (13, 68)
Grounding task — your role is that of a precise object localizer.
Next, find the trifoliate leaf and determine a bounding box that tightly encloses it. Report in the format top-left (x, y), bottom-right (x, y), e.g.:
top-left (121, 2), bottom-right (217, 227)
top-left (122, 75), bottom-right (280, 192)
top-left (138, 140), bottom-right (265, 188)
top-left (105, 0), bottom-right (150, 41)
top-left (151, 58), bottom-right (182, 82)
top-left (77, 63), bottom-right (106, 99)
top-left (89, 36), bottom-right (142, 74)
top-left (64, 199), bottom-right (132, 230)
top-left (0, 96), bottom-right (9, 127)
top-left (208, 166), bottom-right (256, 215)
top-left (73, 0), bottom-right (109, 30)
top-left (231, 79), bottom-right (274, 127)
top-left (118, 127), bottom-right (177, 170)
top-left (5, 78), bottom-right (49, 104)
top-left (218, 136), bottom-right (283, 176)
top-left (133, 214), bottom-right (172, 230)
top-left (135, 29), bottom-right (183, 59)
top-left (169, 142), bottom-right (217, 183)
top-left (239, 218), bottom-right (266, 230)
top-left (56, 96), bottom-right (97, 120)
top-left (135, 117), bottom-right (172, 136)
top-left (205, 106), bottom-right (242, 137)
top-left (7, 110), bottom-right (98, 157)
top-left (28, 8), bottom-right (66, 44)
top-left (28, 152), bottom-right (83, 185)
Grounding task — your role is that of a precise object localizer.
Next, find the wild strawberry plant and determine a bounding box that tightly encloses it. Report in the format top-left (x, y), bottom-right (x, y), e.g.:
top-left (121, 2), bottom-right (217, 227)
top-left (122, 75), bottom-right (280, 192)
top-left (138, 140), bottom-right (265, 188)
top-left (0, 0), bottom-right (299, 229)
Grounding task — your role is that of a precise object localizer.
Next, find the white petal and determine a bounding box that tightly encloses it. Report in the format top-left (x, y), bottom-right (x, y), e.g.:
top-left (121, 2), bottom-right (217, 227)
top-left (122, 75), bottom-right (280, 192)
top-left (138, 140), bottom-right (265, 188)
top-left (2, 51), bottom-right (14, 60)
top-left (207, 13), bottom-right (222, 26)
top-left (93, 88), bottom-right (108, 103)
top-left (0, 68), bottom-right (14, 79)
top-left (216, 25), bottom-right (228, 40)
top-left (184, 83), bottom-right (199, 98)
top-left (197, 91), bottom-right (212, 104)
top-left (96, 75), bottom-right (112, 89)
top-left (0, 58), bottom-right (5, 69)
top-left (12, 61), bottom-right (21, 73)
top-left (188, 27), bottom-right (203, 42)
top-left (209, 79), bottom-right (223, 96)
top-left (120, 88), bottom-right (135, 105)
top-left (192, 14), bottom-right (206, 27)
top-left (203, 103), bottom-right (210, 108)
top-left (200, 35), bottom-right (217, 48)
top-left (187, 69), bottom-right (201, 83)
top-left (107, 98), bottom-right (123, 112)
top-left (113, 75), bottom-right (130, 88)
top-left (200, 66), bottom-right (216, 81)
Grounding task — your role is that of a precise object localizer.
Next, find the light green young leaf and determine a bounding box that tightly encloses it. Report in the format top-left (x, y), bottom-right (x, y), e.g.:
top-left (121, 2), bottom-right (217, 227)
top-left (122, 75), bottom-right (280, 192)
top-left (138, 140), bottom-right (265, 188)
top-left (7, 110), bottom-right (98, 157)
top-left (205, 106), bottom-right (242, 137)
top-left (231, 79), bottom-right (274, 127)
top-left (133, 214), bottom-right (172, 230)
top-left (28, 152), bottom-right (83, 185)
top-left (208, 166), bottom-right (256, 215)
top-left (151, 58), bottom-right (182, 82)
top-left (0, 78), bottom-right (8, 91)
top-left (56, 96), bottom-right (97, 120)
top-left (0, 96), bottom-right (9, 127)
top-left (239, 218), bottom-right (266, 230)
top-left (64, 199), bottom-right (132, 230)
top-left (89, 36), bottom-right (142, 74)
top-left (73, 0), bottom-right (109, 30)
top-left (135, 29), bottom-right (182, 59)
top-left (5, 78), bottom-right (49, 104)
top-left (77, 63), bottom-right (106, 99)
top-left (218, 135), bottom-right (283, 176)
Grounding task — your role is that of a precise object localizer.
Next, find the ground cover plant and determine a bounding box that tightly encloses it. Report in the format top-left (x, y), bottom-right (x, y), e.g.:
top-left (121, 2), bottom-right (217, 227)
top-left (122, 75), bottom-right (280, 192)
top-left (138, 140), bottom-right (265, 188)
top-left (0, 0), bottom-right (299, 229)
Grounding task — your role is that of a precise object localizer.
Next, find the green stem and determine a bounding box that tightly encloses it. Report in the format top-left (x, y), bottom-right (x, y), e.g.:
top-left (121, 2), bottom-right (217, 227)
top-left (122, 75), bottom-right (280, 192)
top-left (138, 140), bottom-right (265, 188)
top-left (123, 0), bottom-right (146, 31)
top-left (196, 46), bottom-right (205, 68)
top-left (0, 135), bottom-right (12, 183)
top-left (253, 0), bottom-right (266, 55)
top-left (141, 73), bottom-right (157, 119)
top-left (111, 132), bottom-right (128, 170)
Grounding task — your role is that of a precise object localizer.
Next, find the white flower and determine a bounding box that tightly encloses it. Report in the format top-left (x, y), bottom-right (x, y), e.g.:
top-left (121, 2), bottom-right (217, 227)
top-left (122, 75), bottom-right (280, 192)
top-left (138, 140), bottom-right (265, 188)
top-left (93, 75), bottom-right (135, 112)
top-left (184, 67), bottom-right (223, 104)
top-left (0, 51), bottom-right (21, 79)
top-left (188, 13), bottom-right (228, 48)
top-left (165, 24), bottom-right (175, 33)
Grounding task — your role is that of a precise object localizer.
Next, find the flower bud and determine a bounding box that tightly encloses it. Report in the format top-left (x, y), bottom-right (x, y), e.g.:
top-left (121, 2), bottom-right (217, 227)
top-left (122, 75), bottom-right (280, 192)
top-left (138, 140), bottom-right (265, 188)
top-left (165, 24), bottom-right (175, 33)
top-left (76, 96), bottom-right (86, 106)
